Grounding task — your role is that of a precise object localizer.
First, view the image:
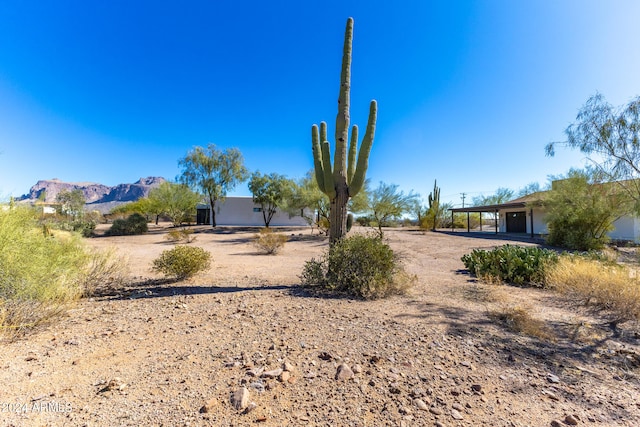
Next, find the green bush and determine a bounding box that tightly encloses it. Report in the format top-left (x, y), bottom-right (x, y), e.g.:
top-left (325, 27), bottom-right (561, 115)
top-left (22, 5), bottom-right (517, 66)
top-left (461, 244), bottom-right (558, 287)
top-left (0, 207), bottom-right (126, 338)
top-left (165, 228), bottom-right (196, 243)
top-left (253, 228), bottom-right (287, 254)
top-left (300, 233), bottom-right (414, 299)
top-left (107, 213), bottom-right (148, 236)
top-left (152, 245), bottom-right (211, 279)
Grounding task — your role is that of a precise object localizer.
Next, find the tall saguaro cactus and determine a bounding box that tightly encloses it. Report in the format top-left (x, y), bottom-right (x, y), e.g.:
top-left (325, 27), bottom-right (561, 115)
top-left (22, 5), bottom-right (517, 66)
top-left (312, 17), bottom-right (377, 244)
top-left (428, 180), bottom-right (441, 232)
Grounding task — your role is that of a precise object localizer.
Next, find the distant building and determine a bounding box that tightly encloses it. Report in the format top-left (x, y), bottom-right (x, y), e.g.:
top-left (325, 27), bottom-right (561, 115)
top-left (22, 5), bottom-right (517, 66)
top-left (449, 183), bottom-right (640, 243)
top-left (196, 197), bottom-right (309, 227)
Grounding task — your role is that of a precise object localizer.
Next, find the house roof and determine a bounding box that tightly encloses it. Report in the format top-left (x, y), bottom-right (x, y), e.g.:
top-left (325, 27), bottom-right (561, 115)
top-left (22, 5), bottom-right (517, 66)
top-left (449, 191), bottom-right (547, 213)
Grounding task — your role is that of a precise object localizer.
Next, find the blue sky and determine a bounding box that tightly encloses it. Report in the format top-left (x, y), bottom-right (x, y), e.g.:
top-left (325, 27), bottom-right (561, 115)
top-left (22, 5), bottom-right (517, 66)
top-left (2, 1), bottom-right (640, 207)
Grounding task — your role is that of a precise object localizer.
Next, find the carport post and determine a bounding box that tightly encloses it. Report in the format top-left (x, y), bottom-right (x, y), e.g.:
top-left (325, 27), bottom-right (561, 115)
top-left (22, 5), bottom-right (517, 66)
top-left (467, 212), bottom-right (470, 232)
top-left (494, 210), bottom-right (498, 234)
top-left (451, 211), bottom-right (454, 230)
top-left (479, 212), bottom-right (482, 231)
top-left (530, 208), bottom-right (534, 238)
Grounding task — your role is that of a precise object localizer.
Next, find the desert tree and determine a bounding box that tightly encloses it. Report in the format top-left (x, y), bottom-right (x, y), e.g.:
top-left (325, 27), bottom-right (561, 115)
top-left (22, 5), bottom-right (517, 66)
top-left (148, 182), bottom-right (201, 227)
top-left (546, 93), bottom-right (640, 213)
top-left (248, 172), bottom-right (295, 227)
top-left (311, 17), bottom-right (377, 244)
top-left (472, 187), bottom-right (514, 206)
top-left (56, 189), bottom-right (85, 219)
top-left (367, 182), bottom-right (419, 237)
top-left (179, 144), bottom-right (248, 227)
top-left (544, 168), bottom-right (631, 250)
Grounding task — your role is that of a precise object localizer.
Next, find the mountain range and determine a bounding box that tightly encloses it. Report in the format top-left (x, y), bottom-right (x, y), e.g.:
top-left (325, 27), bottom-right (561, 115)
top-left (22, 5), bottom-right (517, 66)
top-left (19, 177), bottom-right (166, 213)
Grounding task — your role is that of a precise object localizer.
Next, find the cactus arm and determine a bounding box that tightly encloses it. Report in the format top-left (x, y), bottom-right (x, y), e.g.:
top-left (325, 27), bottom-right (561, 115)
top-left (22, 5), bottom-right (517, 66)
top-left (319, 121), bottom-right (328, 149)
top-left (333, 17), bottom-right (353, 182)
top-left (311, 125), bottom-right (326, 193)
top-left (321, 141), bottom-right (336, 199)
top-left (347, 125), bottom-right (358, 185)
top-left (349, 100), bottom-right (377, 197)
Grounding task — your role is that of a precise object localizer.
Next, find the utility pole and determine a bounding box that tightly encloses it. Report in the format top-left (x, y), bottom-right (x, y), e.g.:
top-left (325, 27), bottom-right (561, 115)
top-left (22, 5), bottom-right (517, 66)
top-left (461, 193), bottom-right (466, 208)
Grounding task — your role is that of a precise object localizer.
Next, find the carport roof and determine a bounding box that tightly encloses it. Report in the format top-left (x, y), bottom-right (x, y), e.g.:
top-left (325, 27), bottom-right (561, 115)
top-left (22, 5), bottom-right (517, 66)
top-left (448, 192), bottom-right (545, 213)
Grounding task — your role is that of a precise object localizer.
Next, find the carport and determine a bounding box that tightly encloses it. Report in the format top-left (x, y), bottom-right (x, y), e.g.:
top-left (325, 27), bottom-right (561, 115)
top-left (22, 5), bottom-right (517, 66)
top-left (449, 201), bottom-right (533, 236)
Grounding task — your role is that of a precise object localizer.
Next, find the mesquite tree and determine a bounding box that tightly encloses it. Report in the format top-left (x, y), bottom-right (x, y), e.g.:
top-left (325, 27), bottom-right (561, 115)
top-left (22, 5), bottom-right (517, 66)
top-left (311, 17), bottom-right (377, 244)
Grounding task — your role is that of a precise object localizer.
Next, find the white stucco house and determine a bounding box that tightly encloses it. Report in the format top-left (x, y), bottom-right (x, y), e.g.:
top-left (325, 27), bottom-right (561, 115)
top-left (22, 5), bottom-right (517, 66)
top-left (449, 191), bottom-right (640, 243)
top-left (196, 197), bottom-right (309, 227)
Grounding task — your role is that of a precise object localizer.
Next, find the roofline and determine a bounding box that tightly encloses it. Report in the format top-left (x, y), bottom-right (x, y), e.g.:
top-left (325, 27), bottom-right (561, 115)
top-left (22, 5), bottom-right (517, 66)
top-left (449, 202), bottom-right (528, 213)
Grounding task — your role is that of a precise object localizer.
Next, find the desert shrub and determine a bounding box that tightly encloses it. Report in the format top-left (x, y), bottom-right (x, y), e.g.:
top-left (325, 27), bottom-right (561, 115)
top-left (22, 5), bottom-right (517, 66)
top-left (300, 233), bottom-right (414, 299)
top-left (545, 255), bottom-right (640, 326)
top-left (165, 228), bottom-right (196, 243)
top-left (461, 244), bottom-right (558, 287)
top-left (41, 216), bottom-right (97, 237)
top-left (107, 213), bottom-right (148, 236)
top-left (0, 207), bottom-right (124, 338)
top-left (80, 248), bottom-right (130, 297)
top-left (355, 215), bottom-right (373, 227)
top-left (152, 245), bottom-right (211, 279)
top-left (253, 228), bottom-right (287, 254)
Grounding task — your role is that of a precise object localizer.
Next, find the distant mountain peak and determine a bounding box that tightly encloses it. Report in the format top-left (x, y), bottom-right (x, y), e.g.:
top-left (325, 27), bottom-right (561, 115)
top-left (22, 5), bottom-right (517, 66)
top-left (19, 177), bottom-right (166, 211)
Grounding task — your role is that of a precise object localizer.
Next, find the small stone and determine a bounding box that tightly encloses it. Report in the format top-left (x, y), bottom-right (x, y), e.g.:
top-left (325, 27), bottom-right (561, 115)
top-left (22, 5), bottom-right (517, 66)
top-left (546, 391), bottom-right (560, 401)
top-left (261, 368), bottom-right (283, 379)
top-left (413, 399), bottom-right (428, 411)
top-left (565, 414), bottom-right (579, 425)
top-left (452, 403), bottom-right (464, 411)
top-left (451, 409), bottom-right (464, 420)
top-left (429, 406), bottom-right (443, 415)
top-left (200, 398), bottom-right (217, 413)
top-left (352, 364), bottom-right (363, 374)
top-left (471, 384), bottom-right (482, 393)
top-left (279, 371), bottom-right (291, 383)
top-left (242, 402), bottom-right (257, 414)
top-left (319, 351), bottom-right (333, 361)
top-left (551, 420), bottom-right (564, 427)
top-left (335, 363), bottom-right (354, 381)
top-left (249, 381), bottom-right (265, 392)
top-left (231, 387), bottom-right (250, 410)
top-left (435, 422), bottom-right (447, 427)
top-left (461, 360), bottom-right (472, 368)
top-left (247, 367), bottom-right (264, 377)
top-left (99, 377), bottom-right (126, 392)
top-left (283, 362), bottom-right (295, 372)
top-left (547, 374), bottom-right (560, 383)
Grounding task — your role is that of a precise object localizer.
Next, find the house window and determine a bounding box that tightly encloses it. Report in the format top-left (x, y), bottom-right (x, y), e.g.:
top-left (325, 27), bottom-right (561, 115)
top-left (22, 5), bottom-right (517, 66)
top-left (253, 207), bottom-right (262, 212)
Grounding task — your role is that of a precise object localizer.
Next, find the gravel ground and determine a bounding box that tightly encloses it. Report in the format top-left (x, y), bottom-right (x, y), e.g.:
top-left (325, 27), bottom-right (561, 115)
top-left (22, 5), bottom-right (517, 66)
top-left (1, 225), bottom-right (639, 426)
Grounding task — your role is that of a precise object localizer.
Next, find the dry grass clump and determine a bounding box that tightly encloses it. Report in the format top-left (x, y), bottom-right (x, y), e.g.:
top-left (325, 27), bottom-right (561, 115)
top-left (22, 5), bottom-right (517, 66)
top-left (546, 256), bottom-right (640, 326)
top-left (165, 228), bottom-right (196, 244)
top-left (489, 304), bottom-right (555, 341)
top-left (253, 228), bottom-right (287, 255)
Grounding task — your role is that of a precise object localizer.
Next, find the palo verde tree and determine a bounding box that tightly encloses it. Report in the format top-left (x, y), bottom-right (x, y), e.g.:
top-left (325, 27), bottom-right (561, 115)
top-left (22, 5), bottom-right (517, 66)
top-left (311, 17), bottom-right (377, 244)
top-left (546, 93), bottom-right (640, 213)
top-left (544, 168), bottom-right (632, 250)
top-left (367, 182), bottom-right (418, 237)
top-left (248, 172), bottom-right (294, 227)
top-left (179, 144), bottom-right (249, 227)
top-left (149, 181), bottom-right (201, 227)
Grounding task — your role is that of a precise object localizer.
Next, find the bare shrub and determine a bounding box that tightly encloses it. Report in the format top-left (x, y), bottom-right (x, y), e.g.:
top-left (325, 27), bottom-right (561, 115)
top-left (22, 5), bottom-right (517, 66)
top-left (253, 228), bottom-right (287, 255)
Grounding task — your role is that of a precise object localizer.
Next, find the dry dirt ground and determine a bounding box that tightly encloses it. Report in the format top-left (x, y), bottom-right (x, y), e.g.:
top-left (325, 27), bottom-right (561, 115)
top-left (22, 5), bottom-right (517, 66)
top-left (1, 224), bottom-right (640, 427)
